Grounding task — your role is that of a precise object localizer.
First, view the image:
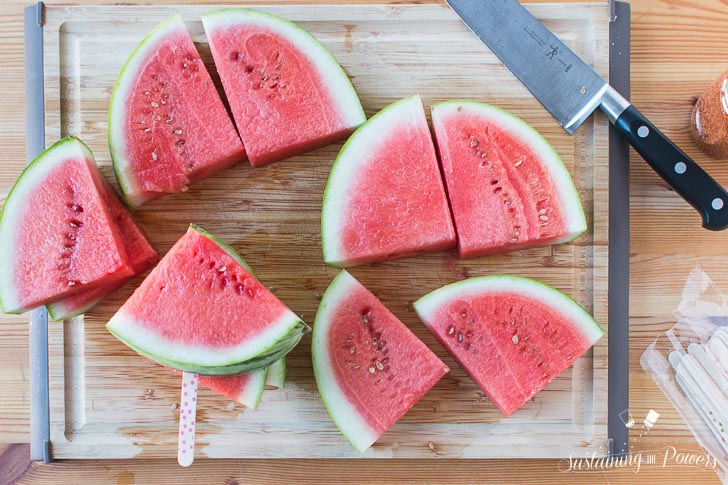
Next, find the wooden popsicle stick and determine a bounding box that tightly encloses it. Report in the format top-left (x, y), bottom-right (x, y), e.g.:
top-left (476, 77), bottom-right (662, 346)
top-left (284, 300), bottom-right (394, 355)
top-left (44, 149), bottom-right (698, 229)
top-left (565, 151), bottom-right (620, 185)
top-left (703, 343), bottom-right (728, 380)
top-left (668, 352), bottom-right (728, 452)
top-left (178, 372), bottom-right (198, 467)
top-left (687, 343), bottom-right (728, 395)
top-left (675, 373), bottom-right (728, 454)
top-left (670, 352), bottom-right (728, 440)
top-left (707, 333), bottom-right (728, 371)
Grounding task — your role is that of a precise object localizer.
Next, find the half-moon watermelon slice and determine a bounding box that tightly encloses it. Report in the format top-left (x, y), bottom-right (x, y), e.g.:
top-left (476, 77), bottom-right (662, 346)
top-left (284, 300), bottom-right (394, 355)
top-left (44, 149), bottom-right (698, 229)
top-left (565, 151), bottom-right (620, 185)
top-left (0, 137), bottom-right (133, 314)
top-left (202, 8), bottom-right (366, 167)
top-left (431, 101), bottom-right (586, 258)
top-left (414, 275), bottom-right (604, 416)
top-left (106, 225), bottom-right (309, 375)
top-left (312, 270), bottom-right (449, 452)
top-left (321, 96), bottom-right (456, 267)
top-left (109, 14), bottom-right (245, 207)
top-left (46, 177), bottom-right (158, 321)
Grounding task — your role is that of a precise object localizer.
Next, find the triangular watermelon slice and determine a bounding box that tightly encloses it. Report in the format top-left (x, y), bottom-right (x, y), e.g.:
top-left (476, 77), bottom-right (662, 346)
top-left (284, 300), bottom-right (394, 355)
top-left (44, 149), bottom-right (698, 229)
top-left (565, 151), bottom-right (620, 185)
top-left (414, 275), bottom-right (604, 416)
top-left (312, 270), bottom-right (449, 452)
top-left (47, 177), bottom-right (158, 321)
top-left (321, 96), bottom-right (456, 267)
top-left (0, 137), bottom-right (133, 314)
top-left (197, 367), bottom-right (268, 409)
top-left (431, 101), bottom-right (586, 258)
top-left (202, 8), bottom-right (366, 167)
top-left (109, 14), bottom-right (246, 207)
top-left (180, 357), bottom-right (284, 408)
top-left (107, 225), bottom-right (309, 375)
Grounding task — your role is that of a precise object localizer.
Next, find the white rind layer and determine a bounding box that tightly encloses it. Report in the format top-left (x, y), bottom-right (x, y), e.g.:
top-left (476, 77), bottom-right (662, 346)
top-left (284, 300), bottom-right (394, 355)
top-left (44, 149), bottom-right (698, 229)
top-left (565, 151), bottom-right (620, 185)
top-left (321, 95), bottom-right (425, 267)
top-left (0, 137), bottom-right (95, 313)
top-left (414, 275), bottom-right (604, 345)
top-left (239, 368), bottom-right (267, 409)
top-left (106, 307), bottom-right (303, 368)
top-left (201, 8), bottom-right (365, 130)
top-left (431, 101), bottom-right (587, 243)
top-left (311, 270), bottom-right (379, 453)
top-left (108, 14), bottom-right (188, 207)
top-left (265, 358), bottom-right (286, 389)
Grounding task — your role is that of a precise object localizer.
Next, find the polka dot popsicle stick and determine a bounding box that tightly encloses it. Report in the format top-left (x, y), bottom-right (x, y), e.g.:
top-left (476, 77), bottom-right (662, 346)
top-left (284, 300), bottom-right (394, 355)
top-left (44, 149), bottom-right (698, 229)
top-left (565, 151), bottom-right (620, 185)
top-left (178, 371), bottom-right (198, 467)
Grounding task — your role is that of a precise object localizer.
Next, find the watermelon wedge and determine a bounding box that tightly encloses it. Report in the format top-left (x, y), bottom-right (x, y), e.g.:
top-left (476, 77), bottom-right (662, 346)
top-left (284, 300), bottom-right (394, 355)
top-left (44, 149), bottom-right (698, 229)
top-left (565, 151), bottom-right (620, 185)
top-left (106, 225), bottom-right (309, 375)
top-left (109, 14), bottom-right (245, 207)
top-left (414, 275), bottom-right (604, 416)
top-left (431, 101), bottom-right (586, 258)
top-left (195, 357), bottom-right (284, 408)
top-left (47, 178), bottom-right (158, 321)
top-left (321, 96), bottom-right (456, 267)
top-left (0, 137), bottom-right (133, 314)
top-left (202, 8), bottom-right (366, 167)
top-left (312, 271), bottom-right (449, 452)
top-left (198, 367), bottom-right (267, 409)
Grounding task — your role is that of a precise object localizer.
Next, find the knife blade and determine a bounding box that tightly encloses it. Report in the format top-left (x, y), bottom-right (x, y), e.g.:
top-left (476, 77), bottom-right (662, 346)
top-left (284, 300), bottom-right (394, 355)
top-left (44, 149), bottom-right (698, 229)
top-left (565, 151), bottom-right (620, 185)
top-left (446, 0), bottom-right (728, 230)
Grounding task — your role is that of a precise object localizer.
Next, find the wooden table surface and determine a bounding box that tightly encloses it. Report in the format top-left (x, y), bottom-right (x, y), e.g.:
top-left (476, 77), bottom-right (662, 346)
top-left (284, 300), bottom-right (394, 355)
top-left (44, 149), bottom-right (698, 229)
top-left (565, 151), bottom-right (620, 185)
top-left (1, 0), bottom-right (727, 483)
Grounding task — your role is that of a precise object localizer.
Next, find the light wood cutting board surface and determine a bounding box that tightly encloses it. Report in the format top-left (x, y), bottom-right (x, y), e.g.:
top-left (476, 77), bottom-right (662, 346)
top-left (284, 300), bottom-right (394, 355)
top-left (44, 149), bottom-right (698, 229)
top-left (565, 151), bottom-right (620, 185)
top-left (1, 0), bottom-right (728, 483)
top-left (40, 2), bottom-right (607, 460)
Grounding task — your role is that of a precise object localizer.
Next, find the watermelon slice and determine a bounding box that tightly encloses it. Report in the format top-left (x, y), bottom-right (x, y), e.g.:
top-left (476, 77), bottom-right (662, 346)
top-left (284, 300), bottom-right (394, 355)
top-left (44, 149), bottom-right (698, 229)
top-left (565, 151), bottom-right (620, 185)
top-left (202, 8), bottom-right (366, 167)
top-left (0, 137), bottom-right (133, 314)
top-left (198, 367), bottom-right (267, 409)
top-left (312, 270), bottom-right (449, 452)
top-left (321, 96), bottom-right (456, 267)
top-left (106, 225), bottom-right (309, 375)
top-left (192, 357), bottom-right (284, 408)
top-left (414, 275), bottom-right (604, 416)
top-left (431, 101), bottom-right (587, 258)
top-left (46, 178), bottom-right (158, 321)
top-left (109, 14), bottom-right (245, 207)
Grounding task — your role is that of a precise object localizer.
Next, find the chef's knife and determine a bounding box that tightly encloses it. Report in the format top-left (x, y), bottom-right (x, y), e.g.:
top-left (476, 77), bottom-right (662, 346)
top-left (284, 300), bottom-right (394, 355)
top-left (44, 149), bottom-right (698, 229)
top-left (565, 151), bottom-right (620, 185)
top-left (446, 0), bottom-right (728, 230)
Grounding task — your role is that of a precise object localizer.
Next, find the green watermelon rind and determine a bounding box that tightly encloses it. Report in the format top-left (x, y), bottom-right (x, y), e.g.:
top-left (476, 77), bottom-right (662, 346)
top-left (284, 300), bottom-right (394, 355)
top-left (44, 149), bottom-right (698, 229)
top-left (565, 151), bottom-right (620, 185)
top-left (321, 96), bottom-right (422, 268)
top-left (188, 224), bottom-right (255, 274)
top-left (213, 366), bottom-right (267, 409)
top-left (431, 100), bottom-right (588, 245)
top-left (413, 275), bottom-right (604, 346)
top-left (105, 224), bottom-right (310, 375)
top-left (241, 367), bottom-right (268, 409)
top-left (45, 277), bottom-right (132, 321)
top-left (201, 8), bottom-right (366, 132)
top-left (108, 13), bottom-right (186, 207)
top-left (107, 304), bottom-right (307, 376)
top-left (311, 270), bottom-right (380, 453)
top-left (0, 137), bottom-right (96, 314)
top-left (265, 357), bottom-right (286, 389)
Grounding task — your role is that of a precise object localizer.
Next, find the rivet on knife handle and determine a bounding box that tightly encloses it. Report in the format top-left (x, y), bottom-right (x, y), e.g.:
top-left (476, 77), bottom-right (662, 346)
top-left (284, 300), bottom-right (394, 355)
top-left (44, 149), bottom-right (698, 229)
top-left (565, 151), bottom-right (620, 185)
top-left (606, 94), bottom-right (728, 231)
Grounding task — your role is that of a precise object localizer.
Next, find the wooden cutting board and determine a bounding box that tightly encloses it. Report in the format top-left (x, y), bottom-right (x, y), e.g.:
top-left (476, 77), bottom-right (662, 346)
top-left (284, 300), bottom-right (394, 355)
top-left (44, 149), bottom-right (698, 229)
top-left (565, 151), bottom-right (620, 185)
top-left (41, 3), bottom-right (609, 459)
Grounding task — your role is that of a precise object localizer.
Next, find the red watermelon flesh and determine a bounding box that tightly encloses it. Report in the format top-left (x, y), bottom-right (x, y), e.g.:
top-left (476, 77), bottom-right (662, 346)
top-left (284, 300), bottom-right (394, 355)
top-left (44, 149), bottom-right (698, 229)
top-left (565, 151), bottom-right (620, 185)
top-left (109, 14), bottom-right (245, 206)
top-left (106, 225), bottom-right (307, 375)
top-left (198, 369), bottom-right (266, 409)
top-left (321, 96), bottom-right (456, 267)
top-left (414, 276), bottom-right (604, 416)
top-left (431, 101), bottom-right (586, 259)
top-left (0, 137), bottom-right (133, 314)
top-left (202, 9), bottom-right (366, 167)
top-left (46, 178), bottom-right (158, 321)
top-left (312, 271), bottom-right (449, 452)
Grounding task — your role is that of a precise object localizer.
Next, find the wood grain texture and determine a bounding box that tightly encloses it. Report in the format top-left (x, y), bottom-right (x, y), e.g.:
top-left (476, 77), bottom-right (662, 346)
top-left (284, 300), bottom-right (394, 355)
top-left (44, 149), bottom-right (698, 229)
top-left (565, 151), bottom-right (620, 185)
top-left (38, 2), bottom-right (608, 460)
top-left (0, 0), bottom-right (726, 483)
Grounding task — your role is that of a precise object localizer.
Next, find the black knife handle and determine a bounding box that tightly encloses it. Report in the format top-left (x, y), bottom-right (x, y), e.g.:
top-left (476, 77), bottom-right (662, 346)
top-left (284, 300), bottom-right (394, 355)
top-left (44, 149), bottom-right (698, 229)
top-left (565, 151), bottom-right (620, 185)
top-left (614, 105), bottom-right (728, 230)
